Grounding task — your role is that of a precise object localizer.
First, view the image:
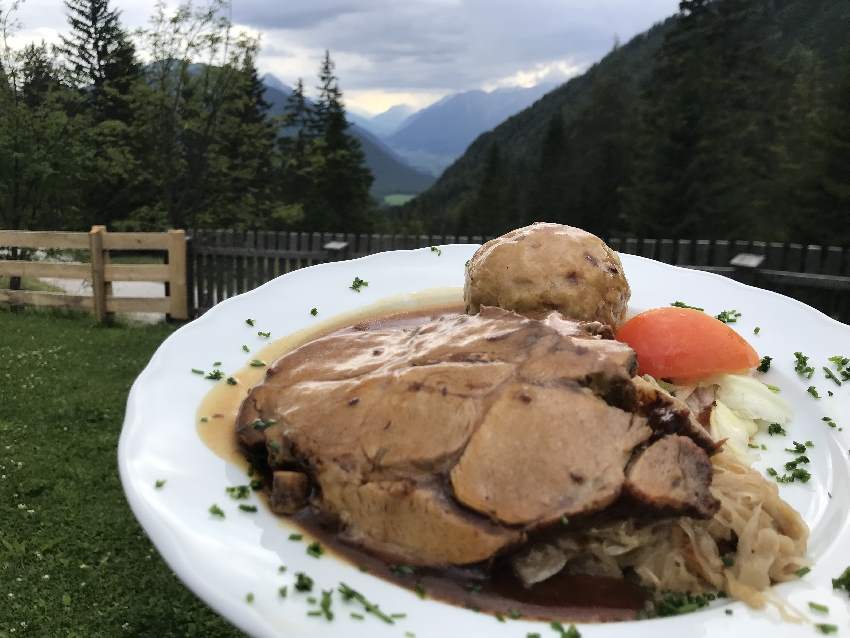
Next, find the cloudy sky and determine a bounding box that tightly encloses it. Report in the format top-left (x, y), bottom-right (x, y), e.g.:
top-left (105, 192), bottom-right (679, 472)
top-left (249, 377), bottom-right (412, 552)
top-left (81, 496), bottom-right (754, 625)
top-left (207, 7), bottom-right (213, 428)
top-left (8, 0), bottom-right (679, 114)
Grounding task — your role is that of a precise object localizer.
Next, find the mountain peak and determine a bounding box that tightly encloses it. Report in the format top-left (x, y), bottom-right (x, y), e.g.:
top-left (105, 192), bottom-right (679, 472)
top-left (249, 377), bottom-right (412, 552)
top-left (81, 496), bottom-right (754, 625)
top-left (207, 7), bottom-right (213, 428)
top-left (261, 73), bottom-right (291, 94)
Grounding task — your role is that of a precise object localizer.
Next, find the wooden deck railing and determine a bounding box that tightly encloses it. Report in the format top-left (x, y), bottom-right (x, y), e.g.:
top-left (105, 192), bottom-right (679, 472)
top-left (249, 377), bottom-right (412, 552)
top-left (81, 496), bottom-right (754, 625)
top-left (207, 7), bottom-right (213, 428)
top-left (0, 226), bottom-right (188, 321)
top-left (2, 227), bottom-right (846, 324)
top-left (187, 230), bottom-right (850, 322)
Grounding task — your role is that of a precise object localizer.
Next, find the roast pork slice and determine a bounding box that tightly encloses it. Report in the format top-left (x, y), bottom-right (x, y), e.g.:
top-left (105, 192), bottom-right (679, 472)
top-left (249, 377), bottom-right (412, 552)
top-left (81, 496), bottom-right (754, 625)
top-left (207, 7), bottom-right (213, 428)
top-left (632, 376), bottom-right (718, 452)
top-left (319, 467), bottom-right (522, 566)
top-left (450, 383), bottom-right (652, 527)
top-left (625, 435), bottom-right (720, 518)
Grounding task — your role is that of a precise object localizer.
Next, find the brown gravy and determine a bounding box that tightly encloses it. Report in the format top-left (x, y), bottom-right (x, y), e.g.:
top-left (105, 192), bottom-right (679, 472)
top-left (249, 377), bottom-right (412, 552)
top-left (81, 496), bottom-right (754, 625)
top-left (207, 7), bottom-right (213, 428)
top-left (197, 297), bottom-right (647, 622)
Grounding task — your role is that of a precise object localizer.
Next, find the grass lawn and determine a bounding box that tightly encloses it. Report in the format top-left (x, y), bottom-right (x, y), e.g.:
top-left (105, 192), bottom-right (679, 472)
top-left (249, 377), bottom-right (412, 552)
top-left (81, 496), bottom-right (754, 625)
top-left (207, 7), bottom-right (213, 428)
top-left (383, 193), bottom-right (416, 207)
top-left (0, 309), bottom-right (242, 638)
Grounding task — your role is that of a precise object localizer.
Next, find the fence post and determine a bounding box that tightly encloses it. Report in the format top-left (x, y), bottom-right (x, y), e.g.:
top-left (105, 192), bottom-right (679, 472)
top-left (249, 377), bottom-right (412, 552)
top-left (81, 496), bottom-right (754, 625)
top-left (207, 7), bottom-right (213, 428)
top-left (89, 225), bottom-right (107, 323)
top-left (185, 232), bottom-right (195, 319)
top-left (167, 229), bottom-right (188, 320)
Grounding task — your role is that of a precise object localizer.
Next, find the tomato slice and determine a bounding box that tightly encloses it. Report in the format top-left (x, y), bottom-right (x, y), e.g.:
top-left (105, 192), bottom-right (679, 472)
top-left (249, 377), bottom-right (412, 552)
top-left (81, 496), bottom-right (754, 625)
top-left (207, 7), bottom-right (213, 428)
top-left (615, 307), bottom-right (760, 382)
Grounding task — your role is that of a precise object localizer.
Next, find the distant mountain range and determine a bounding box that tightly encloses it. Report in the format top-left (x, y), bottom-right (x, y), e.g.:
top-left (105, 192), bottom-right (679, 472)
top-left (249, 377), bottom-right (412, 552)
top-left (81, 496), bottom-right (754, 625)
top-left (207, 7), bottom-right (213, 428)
top-left (382, 84), bottom-right (555, 175)
top-left (261, 74), bottom-right (562, 193)
top-left (261, 75), bottom-right (435, 199)
top-left (361, 104), bottom-right (417, 137)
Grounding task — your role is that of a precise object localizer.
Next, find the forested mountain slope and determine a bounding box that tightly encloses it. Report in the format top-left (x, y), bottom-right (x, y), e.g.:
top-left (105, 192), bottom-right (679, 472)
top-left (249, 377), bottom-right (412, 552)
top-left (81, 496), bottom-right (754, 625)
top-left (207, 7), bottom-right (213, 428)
top-left (406, 0), bottom-right (850, 246)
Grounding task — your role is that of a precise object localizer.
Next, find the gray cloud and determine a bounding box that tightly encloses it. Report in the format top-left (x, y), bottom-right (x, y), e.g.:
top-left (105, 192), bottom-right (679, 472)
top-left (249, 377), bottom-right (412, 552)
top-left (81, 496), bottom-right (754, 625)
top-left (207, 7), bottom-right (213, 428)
top-left (234, 0), bottom-right (679, 93)
top-left (11, 0), bottom-right (680, 102)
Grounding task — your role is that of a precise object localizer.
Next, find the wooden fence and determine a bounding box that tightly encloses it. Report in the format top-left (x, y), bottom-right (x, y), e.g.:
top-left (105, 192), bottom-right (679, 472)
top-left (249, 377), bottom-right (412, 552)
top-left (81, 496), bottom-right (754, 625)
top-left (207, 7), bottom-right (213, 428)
top-left (0, 226), bottom-right (189, 321)
top-left (2, 227), bottom-right (846, 323)
top-left (187, 230), bottom-right (850, 322)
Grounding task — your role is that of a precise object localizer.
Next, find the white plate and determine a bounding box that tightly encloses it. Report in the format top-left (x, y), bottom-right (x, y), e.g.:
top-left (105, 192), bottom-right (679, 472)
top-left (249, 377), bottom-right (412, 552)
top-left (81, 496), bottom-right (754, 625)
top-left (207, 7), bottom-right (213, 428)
top-left (119, 246), bottom-right (850, 638)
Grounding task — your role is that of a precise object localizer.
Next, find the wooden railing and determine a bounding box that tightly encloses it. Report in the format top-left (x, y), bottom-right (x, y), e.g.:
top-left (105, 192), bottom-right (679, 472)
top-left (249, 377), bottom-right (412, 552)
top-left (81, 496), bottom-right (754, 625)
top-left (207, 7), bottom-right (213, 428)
top-left (0, 226), bottom-right (188, 321)
top-left (187, 230), bottom-right (850, 322)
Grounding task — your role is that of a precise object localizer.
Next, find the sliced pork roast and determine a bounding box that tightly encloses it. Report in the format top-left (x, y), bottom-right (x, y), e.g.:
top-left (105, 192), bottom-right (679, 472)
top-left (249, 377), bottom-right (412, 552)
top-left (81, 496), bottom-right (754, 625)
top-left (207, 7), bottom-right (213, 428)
top-left (236, 307), bottom-right (719, 567)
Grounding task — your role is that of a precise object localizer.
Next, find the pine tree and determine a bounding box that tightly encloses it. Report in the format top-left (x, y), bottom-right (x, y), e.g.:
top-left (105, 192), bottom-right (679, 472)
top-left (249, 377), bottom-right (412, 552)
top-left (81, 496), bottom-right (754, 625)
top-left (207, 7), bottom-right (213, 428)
top-left (20, 44), bottom-right (58, 108)
top-left (570, 67), bottom-right (636, 236)
top-left (57, 0), bottom-right (139, 120)
top-left (458, 142), bottom-right (509, 236)
top-left (770, 45), bottom-right (826, 239)
top-left (809, 45), bottom-right (850, 244)
top-left (0, 42), bottom-right (89, 230)
top-left (303, 51), bottom-right (373, 231)
top-left (529, 113), bottom-right (569, 224)
top-left (202, 50), bottom-right (277, 228)
top-left (625, 0), bottom-right (782, 239)
top-left (624, 0), bottom-right (721, 237)
top-left (278, 78), bottom-right (314, 212)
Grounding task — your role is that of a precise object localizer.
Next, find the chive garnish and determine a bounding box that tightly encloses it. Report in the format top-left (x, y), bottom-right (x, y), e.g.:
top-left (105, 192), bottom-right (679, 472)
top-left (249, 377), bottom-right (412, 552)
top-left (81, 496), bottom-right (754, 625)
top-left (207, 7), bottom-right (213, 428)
top-left (226, 485), bottom-right (250, 499)
top-left (245, 318), bottom-right (255, 326)
top-left (824, 367), bottom-right (843, 386)
top-left (249, 359), bottom-right (266, 367)
top-left (833, 566), bottom-right (850, 593)
top-left (310, 307), bottom-right (318, 316)
top-left (550, 622), bottom-right (582, 638)
top-left (209, 504), bottom-right (225, 518)
top-left (155, 479), bottom-right (166, 489)
top-left (794, 352), bottom-right (815, 378)
top-left (191, 368), bottom-right (204, 374)
top-left (238, 504), bottom-right (257, 513)
top-left (316, 589), bottom-right (333, 620)
top-left (715, 309), bottom-right (741, 323)
top-left (350, 276), bottom-right (369, 293)
top-left (337, 582), bottom-right (397, 624)
top-left (671, 301), bottom-right (704, 311)
top-left (294, 572), bottom-right (313, 592)
top-left (307, 542), bottom-right (323, 558)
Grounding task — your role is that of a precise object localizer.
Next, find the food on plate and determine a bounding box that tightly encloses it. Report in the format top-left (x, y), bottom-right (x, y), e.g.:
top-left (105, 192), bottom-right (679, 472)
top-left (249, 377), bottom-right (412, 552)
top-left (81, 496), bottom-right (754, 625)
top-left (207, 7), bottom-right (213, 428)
top-left (616, 307), bottom-right (761, 381)
top-left (464, 222), bottom-right (630, 326)
top-left (237, 306), bottom-right (718, 566)
top-left (231, 223), bottom-right (808, 620)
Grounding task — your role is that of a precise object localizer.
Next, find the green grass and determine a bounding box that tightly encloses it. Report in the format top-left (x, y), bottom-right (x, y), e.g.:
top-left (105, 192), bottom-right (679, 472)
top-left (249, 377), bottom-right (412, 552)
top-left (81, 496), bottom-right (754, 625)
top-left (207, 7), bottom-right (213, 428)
top-left (383, 193), bottom-right (416, 206)
top-left (0, 309), bottom-right (242, 638)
